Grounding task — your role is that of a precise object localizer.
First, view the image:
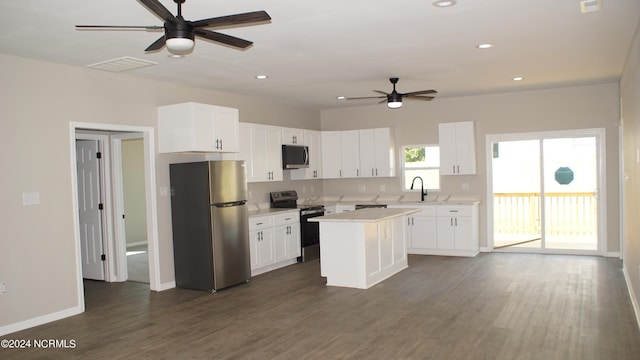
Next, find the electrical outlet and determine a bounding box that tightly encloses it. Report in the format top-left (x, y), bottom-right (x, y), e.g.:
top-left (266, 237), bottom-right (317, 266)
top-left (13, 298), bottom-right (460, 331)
top-left (380, 184), bottom-right (386, 192)
top-left (462, 183), bottom-right (470, 191)
top-left (0, 282), bottom-right (6, 295)
top-left (302, 186), bottom-right (307, 194)
top-left (358, 184), bottom-right (365, 192)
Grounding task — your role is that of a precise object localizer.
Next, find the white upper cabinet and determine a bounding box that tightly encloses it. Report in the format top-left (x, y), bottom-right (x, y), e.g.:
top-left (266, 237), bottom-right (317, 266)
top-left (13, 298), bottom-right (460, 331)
top-left (321, 131), bottom-right (343, 179)
top-left (439, 121), bottom-right (476, 175)
top-left (241, 123), bottom-right (283, 182)
top-left (290, 129), bottom-right (323, 180)
top-left (340, 130), bottom-right (360, 178)
top-left (281, 127), bottom-right (305, 145)
top-left (358, 128), bottom-right (395, 178)
top-left (158, 102), bottom-right (239, 153)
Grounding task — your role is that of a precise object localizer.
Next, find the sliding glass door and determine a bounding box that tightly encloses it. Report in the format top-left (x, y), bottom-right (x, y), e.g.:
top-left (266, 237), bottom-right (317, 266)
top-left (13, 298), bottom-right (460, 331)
top-left (488, 130), bottom-right (602, 254)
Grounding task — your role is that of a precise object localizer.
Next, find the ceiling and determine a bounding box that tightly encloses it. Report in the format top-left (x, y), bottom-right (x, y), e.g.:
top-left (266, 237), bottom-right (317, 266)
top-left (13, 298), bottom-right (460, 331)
top-left (1, 0), bottom-right (639, 110)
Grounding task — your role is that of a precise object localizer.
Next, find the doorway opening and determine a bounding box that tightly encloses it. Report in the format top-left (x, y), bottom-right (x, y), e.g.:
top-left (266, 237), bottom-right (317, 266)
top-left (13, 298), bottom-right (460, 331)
top-left (70, 122), bottom-right (161, 310)
top-left (486, 129), bottom-right (606, 255)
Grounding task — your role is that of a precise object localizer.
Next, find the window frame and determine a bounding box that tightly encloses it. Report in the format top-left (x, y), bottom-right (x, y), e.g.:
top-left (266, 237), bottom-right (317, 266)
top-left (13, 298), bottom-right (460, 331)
top-left (400, 144), bottom-right (441, 193)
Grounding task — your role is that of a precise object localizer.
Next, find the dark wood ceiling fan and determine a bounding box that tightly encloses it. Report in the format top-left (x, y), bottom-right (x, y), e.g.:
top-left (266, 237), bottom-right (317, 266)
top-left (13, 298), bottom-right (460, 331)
top-left (345, 78), bottom-right (437, 108)
top-left (76, 0), bottom-right (271, 54)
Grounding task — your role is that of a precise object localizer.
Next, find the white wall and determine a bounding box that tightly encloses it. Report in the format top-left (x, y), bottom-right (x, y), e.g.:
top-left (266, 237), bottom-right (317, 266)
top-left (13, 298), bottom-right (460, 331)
top-left (122, 138), bottom-right (147, 246)
top-left (320, 82), bottom-right (621, 254)
top-left (0, 53), bottom-right (320, 333)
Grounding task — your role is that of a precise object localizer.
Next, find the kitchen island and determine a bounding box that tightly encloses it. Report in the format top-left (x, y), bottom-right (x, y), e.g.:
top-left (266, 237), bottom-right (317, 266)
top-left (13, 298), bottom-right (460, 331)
top-left (310, 208), bottom-right (420, 289)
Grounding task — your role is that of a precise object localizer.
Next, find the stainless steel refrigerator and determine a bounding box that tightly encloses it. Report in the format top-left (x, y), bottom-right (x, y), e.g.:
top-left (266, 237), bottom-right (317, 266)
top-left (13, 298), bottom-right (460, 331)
top-left (169, 160), bottom-right (251, 292)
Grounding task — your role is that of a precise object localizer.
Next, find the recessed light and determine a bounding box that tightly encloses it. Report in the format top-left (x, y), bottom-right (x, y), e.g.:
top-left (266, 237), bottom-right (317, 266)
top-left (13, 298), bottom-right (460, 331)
top-left (255, 75), bottom-right (268, 80)
top-left (432, 0), bottom-right (457, 7)
top-left (476, 43), bottom-right (494, 49)
top-left (513, 76), bottom-right (524, 81)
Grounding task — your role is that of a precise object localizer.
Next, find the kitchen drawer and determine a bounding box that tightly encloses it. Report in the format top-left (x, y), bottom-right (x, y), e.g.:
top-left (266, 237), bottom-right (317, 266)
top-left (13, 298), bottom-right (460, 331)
top-left (273, 211), bottom-right (299, 226)
top-left (436, 205), bottom-right (473, 217)
top-left (249, 215), bottom-right (273, 230)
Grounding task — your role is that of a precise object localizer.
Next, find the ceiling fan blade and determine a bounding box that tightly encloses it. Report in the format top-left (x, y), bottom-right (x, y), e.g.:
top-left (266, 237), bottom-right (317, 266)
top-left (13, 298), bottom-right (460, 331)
top-left (405, 95), bottom-right (435, 101)
top-left (346, 96), bottom-right (386, 100)
top-left (76, 25), bottom-right (164, 30)
top-left (138, 0), bottom-right (177, 23)
top-left (195, 29), bottom-right (253, 49)
top-left (191, 11), bottom-right (272, 28)
top-left (402, 89), bottom-right (438, 96)
top-left (373, 90), bottom-right (389, 95)
top-left (145, 35), bottom-right (166, 51)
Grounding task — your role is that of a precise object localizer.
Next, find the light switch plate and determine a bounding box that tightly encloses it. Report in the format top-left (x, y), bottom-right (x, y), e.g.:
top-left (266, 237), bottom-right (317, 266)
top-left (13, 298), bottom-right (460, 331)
top-left (22, 192), bottom-right (40, 206)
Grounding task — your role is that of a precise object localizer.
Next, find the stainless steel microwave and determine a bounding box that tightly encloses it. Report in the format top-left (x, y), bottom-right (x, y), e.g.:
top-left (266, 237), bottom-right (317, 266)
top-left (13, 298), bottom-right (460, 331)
top-left (281, 144), bottom-right (309, 169)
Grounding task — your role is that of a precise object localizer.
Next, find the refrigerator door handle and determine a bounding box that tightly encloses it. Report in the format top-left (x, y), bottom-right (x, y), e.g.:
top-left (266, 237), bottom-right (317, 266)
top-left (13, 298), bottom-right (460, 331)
top-left (213, 200), bottom-right (247, 208)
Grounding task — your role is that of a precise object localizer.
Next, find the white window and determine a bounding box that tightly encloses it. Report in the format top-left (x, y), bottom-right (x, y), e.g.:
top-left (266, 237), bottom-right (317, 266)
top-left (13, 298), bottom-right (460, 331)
top-left (402, 145), bottom-right (440, 191)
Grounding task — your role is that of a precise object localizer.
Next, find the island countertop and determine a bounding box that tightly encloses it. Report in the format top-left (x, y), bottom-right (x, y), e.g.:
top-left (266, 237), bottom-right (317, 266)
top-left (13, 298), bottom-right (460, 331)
top-left (309, 207), bottom-right (421, 223)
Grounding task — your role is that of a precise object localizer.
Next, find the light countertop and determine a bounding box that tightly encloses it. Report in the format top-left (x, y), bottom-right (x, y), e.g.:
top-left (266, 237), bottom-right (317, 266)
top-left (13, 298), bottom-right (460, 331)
top-left (248, 208), bottom-right (299, 217)
top-left (309, 207), bottom-right (421, 223)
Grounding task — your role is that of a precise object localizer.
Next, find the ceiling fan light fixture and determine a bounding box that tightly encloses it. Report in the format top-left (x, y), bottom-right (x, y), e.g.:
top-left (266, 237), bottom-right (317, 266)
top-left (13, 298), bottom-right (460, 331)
top-left (166, 37), bottom-right (195, 54)
top-left (387, 101), bottom-right (403, 109)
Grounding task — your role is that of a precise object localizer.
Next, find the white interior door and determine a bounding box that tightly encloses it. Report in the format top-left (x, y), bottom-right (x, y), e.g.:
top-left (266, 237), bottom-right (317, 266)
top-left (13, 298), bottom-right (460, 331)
top-left (76, 139), bottom-right (105, 280)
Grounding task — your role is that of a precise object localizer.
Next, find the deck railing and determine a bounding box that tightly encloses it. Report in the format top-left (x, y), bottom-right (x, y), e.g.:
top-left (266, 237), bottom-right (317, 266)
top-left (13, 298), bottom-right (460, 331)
top-left (493, 192), bottom-right (597, 239)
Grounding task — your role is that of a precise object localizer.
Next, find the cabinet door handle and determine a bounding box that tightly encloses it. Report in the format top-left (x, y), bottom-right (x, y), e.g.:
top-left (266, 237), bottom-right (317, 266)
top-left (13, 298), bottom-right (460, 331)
top-left (357, 169), bottom-right (360, 176)
top-left (372, 168), bottom-right (375, 176)
top-left (456, 165), bottom-right (459, 173)
top-left (375, 168), bottom-right (378, 176)
top-left (408, 217), bottom-right (411, 226)
top-left (339, 169), bottom-right (342, 177)
top-left (450, 218), bottom-right (453, 226)
top-left (455, 218), bottom-right (458, 226)
top-left (220, 139), bottom-right (223, 150)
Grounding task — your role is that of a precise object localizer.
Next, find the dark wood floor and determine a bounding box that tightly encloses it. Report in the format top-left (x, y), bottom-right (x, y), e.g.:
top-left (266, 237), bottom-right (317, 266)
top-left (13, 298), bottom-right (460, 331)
top-left (4, 254), bottom-right (640, 359)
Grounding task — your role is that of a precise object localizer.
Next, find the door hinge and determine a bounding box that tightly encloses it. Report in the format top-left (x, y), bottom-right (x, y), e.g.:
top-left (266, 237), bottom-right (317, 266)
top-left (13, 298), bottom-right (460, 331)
top-left (98, 203), bottom-right (104, 210)
top-left (96, 152), bottom-right (102, 159)
top-left (101, 254), bottom-right (106, 261)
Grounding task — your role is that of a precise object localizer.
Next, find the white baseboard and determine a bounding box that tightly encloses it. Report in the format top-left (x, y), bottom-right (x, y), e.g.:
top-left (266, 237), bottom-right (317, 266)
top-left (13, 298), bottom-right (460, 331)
top-left (606, 251), bottom-right (621, 258)
top-left (480, 247), bottom-right (492, 252)
top-left (623, 265), bottom-right (640, 330)
top-left (0, 305), bottom-right (83, 336)
top-left (154, 281), bottom-right (176, 292)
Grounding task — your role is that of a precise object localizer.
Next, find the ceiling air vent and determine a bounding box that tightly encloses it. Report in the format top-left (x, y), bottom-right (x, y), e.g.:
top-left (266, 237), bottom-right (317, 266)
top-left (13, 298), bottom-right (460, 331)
top-left (580, 0), bottom-right (601, 13)
top-left (87, 56), bottom-right (157, 73)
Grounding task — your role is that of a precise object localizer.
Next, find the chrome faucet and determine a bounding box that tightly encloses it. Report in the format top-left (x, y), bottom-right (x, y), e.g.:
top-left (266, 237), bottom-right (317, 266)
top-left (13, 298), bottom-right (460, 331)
top-left (410, 176), bottom-right (427, 202)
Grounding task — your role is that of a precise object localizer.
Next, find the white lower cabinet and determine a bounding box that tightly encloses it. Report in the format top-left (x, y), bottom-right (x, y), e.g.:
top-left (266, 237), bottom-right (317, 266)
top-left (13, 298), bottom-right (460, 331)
top-left (436, 205), bottom-right (478, 256)
top-left (388, 203), bottom-right (478, 257)
top-left (249, 210), bottom-right (300, 275)
top-left (273, 212), bottom-right (301, 262)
